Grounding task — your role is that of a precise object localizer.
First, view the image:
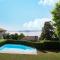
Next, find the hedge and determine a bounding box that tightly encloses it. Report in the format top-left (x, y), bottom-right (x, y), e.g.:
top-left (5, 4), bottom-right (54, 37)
top-left (0, 39), bottom-right (60, 52)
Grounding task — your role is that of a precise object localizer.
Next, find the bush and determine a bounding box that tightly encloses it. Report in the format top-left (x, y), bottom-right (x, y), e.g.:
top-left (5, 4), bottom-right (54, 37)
top-left (0, 41), bottom-right (7, 47)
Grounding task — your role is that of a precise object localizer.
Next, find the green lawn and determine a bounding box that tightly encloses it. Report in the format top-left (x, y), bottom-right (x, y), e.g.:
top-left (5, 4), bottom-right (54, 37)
top-left (0, 52), bottom-right (60, 60)
top-left (0, 39), bottom-right (6, 43)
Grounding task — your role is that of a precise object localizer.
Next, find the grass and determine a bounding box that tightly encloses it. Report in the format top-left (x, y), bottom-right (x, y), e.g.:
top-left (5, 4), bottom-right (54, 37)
top-left (0, 39), bottom-right (6, 43)
top-left (0, 52), bottom-right (60, 60)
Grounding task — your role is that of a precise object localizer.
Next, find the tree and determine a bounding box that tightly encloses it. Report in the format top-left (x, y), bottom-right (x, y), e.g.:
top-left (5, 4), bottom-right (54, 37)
top-left (52, 2), bottom-right (60, 40)
top-left (18, 33), bottom-right (25, 40)
top-left (39, 27), bottom-right (45, 40)
top-left (3, 33), bottom-right (25, 40)
top-left (14, 33), bottom-right (18, 40)
top-left (3, 33), bottom-right (10, 39)
top-left (10, 33), bottom-right (18, 40)
top-left (40, 21), bottom-right (57, 40)
top-left (10, 34), bottom-right (15, 39)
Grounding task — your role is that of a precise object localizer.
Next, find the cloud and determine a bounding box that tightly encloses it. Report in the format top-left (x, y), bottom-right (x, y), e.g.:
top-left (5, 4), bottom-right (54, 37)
top-left (38, 0), bottom-right (59, 6)
top-left (22, 18), bottom-right (51, 30)
top-left (0, 25), bottom-right (7, 30)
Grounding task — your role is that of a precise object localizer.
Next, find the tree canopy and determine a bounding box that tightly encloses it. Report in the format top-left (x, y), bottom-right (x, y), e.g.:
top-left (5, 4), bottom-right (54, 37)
top-left (52, 2), bottom-right (60, 40)
top-left (18, 33), bottom-right (25, 40)
top-left (3, 33), bottom-right (25, 40)
top-left (40, 21), bottom-right (58, 40)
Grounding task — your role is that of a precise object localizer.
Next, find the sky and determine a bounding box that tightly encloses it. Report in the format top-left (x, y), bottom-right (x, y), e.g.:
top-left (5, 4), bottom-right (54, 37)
top-left (0, 0), bottom-right (59, 31)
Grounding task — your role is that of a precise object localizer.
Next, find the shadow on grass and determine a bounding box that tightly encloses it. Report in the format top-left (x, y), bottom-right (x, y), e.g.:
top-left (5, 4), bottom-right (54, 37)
top-left (37, 47), bottom-right (60, 53)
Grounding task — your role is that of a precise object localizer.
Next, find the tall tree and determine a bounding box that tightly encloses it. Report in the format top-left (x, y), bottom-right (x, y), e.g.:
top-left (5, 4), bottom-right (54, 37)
top-left (52, 2), bottom-right (60, 40)
top-left (40, 21), bottom-right (57, 40)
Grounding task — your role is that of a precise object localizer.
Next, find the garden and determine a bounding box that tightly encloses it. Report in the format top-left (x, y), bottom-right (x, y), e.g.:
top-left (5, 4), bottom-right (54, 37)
top-left (0, 1), bottom-right (60, 60)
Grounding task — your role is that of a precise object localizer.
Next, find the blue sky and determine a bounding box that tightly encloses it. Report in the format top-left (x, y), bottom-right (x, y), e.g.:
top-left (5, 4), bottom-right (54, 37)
top-left (0, 0), bottom-right (59, 31)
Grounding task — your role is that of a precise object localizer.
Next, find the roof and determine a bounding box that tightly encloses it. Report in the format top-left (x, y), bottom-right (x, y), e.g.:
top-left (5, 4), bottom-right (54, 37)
top-left (21, 36), bottom-right (38, 41)
top-left (0, 28), bottom-right (6, 32)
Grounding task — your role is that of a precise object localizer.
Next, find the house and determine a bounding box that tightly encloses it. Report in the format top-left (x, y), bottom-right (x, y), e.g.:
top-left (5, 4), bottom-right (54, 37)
top-left (21, 36), bottom-right (38, 41)
top-left (0, 28), bottom-right (6, 38)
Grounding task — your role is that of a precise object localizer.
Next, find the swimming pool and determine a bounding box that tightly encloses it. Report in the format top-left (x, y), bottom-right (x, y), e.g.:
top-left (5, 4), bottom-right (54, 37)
top-left (0, 44), bottom-right (37, 54)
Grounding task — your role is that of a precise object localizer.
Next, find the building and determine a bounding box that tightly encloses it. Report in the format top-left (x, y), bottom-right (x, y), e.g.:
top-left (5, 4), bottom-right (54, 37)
top-left (21, 36), bottom-right (38, 41)
top-left (0, 28), bottom-right (6, 38)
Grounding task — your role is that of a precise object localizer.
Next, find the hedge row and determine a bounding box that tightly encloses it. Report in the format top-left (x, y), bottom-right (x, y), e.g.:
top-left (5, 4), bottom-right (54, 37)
top-left (0, 39), bottom-right (60, 52)
top-left (6, 40), bottom-right (60, 51)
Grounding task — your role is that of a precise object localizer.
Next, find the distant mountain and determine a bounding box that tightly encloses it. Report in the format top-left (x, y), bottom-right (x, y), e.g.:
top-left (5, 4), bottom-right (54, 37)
top-left (19, 30), bottom-right (41, 32)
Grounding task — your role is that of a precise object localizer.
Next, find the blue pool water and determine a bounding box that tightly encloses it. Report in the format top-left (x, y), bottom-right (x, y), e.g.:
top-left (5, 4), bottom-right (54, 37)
top-left (0, 44), bottom-right (33, 50)
top-left (0, 44), bottom-right (37, 54)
